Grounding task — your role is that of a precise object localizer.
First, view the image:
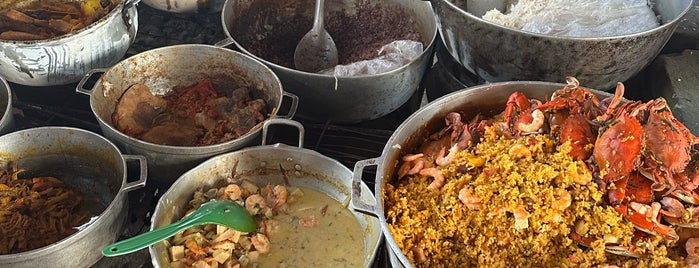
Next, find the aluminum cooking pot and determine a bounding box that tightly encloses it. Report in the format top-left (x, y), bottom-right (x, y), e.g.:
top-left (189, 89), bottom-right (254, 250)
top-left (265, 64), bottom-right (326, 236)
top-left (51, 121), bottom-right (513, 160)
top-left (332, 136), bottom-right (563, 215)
top-left (431, 0), bottom-right (694, 90)
top-left (0, 0), bottom-right (139, 87)
top-left (351, 81), bottom-right (614, 267)
top-left (0, 127), bottom-right (147, 267)
top-left (149, 119), bottom-right (382, 267)
top-left (220, 0), bottom-right (437, 123)
top-left (77, 44), bottom-right (298, 184)
top-left (0, 77), bottom-right (15, 135)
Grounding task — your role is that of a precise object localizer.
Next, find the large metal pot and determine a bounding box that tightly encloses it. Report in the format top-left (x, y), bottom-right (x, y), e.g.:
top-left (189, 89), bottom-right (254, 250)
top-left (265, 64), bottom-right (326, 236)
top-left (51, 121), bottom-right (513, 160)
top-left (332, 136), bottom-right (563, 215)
top-left (0, 0), bottom-right (139, 86)
top-left (0, 77), bottom-right (15, 135)
top-left (0, 126), bottom-right (147, 267)
top-left (149, 119), bottom-right (382, 267)
top-left (351, 81), bottom-right (614, 267)
top-left (432, 0), bottom-right (694, 90)
top-left (77, 44), bottom-right (298, 184)
top-left (220, 0), bottom-right (437, 123)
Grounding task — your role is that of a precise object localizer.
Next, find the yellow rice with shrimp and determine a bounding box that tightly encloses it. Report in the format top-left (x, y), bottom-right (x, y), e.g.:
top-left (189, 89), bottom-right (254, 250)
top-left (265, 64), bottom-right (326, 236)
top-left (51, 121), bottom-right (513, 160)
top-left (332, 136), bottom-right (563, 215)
top-left (384, 125), bottom-right (680, 267)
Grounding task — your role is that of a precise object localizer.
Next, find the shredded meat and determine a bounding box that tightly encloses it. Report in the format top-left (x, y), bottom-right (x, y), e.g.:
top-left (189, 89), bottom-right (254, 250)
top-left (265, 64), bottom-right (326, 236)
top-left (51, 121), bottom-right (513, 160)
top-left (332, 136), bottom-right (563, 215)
top-left (0, 163), bottom-right (88, 254)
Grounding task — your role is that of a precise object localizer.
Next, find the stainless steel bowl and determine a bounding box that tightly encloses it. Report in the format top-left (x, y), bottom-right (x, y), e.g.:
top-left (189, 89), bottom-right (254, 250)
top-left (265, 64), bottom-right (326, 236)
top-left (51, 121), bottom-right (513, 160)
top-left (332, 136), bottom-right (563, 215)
top-left (221, 0), bottom-right (437, 123)
top-left (0, 0), bottom-right (139, 86)
top-left (432, 0), bottom-right (694, 90)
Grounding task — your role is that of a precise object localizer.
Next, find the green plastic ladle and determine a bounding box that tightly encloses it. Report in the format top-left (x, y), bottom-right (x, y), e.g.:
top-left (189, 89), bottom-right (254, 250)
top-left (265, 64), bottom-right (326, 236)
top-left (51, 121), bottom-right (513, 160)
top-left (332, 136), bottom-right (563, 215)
top-left (102, 199), bottom-right (256, 257)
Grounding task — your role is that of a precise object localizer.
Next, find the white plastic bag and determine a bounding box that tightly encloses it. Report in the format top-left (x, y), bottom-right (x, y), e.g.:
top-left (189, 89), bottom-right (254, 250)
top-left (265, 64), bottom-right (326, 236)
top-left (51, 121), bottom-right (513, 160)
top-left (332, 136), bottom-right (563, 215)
top-left (482, 0), bottom-right (660, 37)
top-left (320, 40), bottom-right (423, 76)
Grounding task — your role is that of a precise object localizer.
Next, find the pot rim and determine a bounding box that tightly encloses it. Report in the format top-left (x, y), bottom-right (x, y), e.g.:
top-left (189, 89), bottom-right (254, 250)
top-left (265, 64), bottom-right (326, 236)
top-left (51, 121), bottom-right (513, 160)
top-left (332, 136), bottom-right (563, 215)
top-left (0, 126), bottom-right (132, 259)
top-left (437, 0), bottom-right (695, 41)
top-left (221, 0), bottom-right (438, 79)
top-left (0, 77), bottom-right (13, 128)
top-left (0, 0), bottom-right (138, 46)
top-left (89, 44), bottom-right (287, 153)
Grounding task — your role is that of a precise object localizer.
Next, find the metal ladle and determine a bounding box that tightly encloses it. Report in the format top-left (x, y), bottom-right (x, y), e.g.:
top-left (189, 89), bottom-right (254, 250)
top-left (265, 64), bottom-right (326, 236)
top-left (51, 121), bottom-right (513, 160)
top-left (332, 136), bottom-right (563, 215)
top-left (101, 199), bottom-right (256, 257)
top-left (293, 0), bottom-right (338, 73)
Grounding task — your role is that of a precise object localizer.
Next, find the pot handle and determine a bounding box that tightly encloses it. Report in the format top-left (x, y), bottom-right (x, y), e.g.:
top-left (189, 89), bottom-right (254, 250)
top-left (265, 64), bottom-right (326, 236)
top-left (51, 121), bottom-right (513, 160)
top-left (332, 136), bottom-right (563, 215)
top-left (261, 118), bottom-right (305, 148)
top-left (273, 91), bottom-right (299, 120)
top-left (121, 154), bottom-right (148, 192)
top-left (122, 0), bottom-right (141, 32)
top-left (351, 158), bottom-right (380, 217)
top-left (213, 37), bottom-right (239, 48)
top-left (75, 68), bottom-right (108, 96)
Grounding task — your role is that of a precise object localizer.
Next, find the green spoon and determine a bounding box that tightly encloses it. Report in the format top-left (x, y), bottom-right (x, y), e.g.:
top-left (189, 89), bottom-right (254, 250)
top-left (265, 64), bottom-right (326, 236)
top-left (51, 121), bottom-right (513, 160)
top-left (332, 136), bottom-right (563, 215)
top-left (102, 199), bottom-right (256, 257)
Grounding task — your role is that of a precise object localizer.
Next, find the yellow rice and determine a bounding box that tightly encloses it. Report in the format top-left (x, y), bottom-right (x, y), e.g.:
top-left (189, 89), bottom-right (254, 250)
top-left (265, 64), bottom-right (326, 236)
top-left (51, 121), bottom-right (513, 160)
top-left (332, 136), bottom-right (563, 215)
top-left (384, 125), bottom-right (680, 267)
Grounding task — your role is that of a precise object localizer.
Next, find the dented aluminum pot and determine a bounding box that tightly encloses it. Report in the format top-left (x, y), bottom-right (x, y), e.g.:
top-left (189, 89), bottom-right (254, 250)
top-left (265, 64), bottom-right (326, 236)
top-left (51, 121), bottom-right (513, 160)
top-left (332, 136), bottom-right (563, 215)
top-left (149, 119), bottom-right (382, 267)
top-left (77, 44), bottom-right (298, 184)
top-left (432, 0), bottom-right (694, 90)
top-left (0, 127), bottom-right (147, 267)
top-left (352, 81), bottom-right (614, 267)
top-left (0, 0), bottom-right (139, 86)
top-left (220, 0), bottom-right (437, 123)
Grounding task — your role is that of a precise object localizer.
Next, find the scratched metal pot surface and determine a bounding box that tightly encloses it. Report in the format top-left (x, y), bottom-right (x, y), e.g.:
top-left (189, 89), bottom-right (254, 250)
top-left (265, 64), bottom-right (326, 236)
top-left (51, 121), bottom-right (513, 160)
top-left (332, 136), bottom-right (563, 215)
top-left (0, 0), bottom-right (139, 86)
top-left (433, 0), bottom-right (694, 90)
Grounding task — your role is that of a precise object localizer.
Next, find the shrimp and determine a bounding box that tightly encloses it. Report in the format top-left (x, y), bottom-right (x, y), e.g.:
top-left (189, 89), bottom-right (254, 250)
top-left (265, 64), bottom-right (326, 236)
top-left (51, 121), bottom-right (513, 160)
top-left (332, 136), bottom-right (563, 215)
top-left (436, 144), bottom-right (459, 167)
top-left (421, 167), bottom-right (445, 190)
top-left (273, 185), bottom-right (287, 207)
top-left (398, 154), bottom-right (426, 179)
top-left (508, 144), bottom-right (532, 159)
top-left (458, 187), bottom-right (481, 210)
top-left (300, 215), bottom-right (319, 227)
top-left (686, 237), bottom-right (699, 265)
top-left (222, 184), bottom-right (242, 200)
top-left (245, 194), bottom-right (268, 215)
top-left (517, 109), bottom-right (545, 133)
top-left (185, 239), bottom-right (207, 256)
top-left (552, 189), bottom-right (572, 211)
top-left (251, 233), bottom-right (270, 254)
top-left (512, 206), bottom-right (530, 230)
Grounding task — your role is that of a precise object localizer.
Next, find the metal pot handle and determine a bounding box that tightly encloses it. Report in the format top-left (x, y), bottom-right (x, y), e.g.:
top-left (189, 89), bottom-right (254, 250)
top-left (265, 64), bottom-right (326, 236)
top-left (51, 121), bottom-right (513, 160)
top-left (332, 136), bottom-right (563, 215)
top-left (261, 118), bottom-right (305, 148)
top-left (121, 154), bottom-right (148, 192)
top-left (75, 68), bottom-right (108, 96)
top-left (273, 91), bottom-right (299, 120)
top-left (122, 0), bottom-right (141, 32)
top-left (351, 158), bottom-right (380, 216)
top-left (213, 37), bottom-right (239, 48)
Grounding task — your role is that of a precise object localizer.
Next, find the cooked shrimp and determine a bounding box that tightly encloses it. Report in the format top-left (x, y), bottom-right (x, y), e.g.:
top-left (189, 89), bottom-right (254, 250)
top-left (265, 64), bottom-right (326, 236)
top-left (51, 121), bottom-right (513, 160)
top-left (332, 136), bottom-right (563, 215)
top-left (552, 189), bottom-right (572, 211)
top-left (300, 215), bottom-right (319, 227)
top-left (512, 206), bottom-right (529, 230)
top-left (251, 233), bottom-right (270, 254)
top-left (686, 237), bottom-right (699, 265)
top-left (421, 167), bottom-right (445, 190)
top-left (272, 185), bottom-right (288, 209)
top-left (458, 187), bottom-right (481, 210)
top-left (660, 197), bottom-right (685, 218)
top-left (222, 184), bottom-right (242, 200)
top-left (517, 109), bottom-right (545, 133)
top-left (508, 144), bottom-right (531, 159)
top-left (185, 239), bottom-right (206, 256)
top-left (245, 194), bottom-right (268, 215)
top-left (436, 144), bottom-right (459, 167)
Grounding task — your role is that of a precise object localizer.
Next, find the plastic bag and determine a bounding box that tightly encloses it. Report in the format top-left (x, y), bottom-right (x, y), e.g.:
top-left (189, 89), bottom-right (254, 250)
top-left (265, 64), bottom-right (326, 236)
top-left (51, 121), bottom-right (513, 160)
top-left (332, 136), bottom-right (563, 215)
top-left (482, 0), bottom-right (660, 37)
top-left (320, 40), bottom-right (423, 76)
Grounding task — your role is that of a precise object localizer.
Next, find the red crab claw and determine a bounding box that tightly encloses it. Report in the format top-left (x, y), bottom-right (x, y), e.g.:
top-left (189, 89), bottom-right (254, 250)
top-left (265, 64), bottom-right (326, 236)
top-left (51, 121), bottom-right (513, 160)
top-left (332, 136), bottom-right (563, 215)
top-left (559, 113), bottom-right (595, 161)
top-left (614, 203), bottom-right (679, 241)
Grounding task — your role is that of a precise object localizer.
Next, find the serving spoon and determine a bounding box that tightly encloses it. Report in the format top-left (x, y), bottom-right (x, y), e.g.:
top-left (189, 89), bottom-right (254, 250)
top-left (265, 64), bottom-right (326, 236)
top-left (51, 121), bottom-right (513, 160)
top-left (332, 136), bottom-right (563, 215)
top-left (101, 199), bottom-right (256, 257)
top-left (293, 0), bottom-right (338, 72)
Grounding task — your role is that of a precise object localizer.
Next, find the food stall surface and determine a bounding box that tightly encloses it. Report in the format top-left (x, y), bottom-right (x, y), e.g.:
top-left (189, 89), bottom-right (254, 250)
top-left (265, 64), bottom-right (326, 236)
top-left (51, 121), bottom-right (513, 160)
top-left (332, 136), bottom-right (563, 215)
top-left (6, 2), bottom-right (698, 267)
